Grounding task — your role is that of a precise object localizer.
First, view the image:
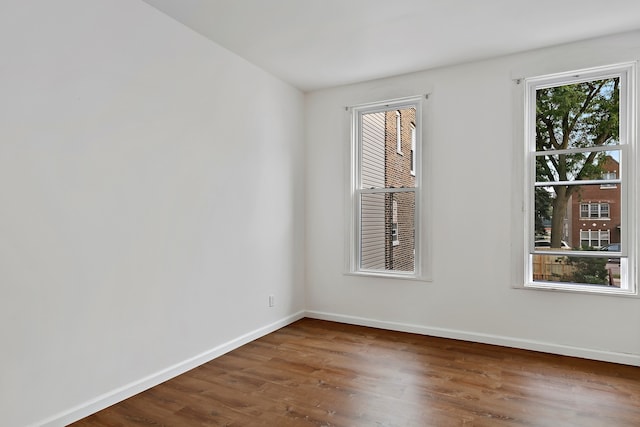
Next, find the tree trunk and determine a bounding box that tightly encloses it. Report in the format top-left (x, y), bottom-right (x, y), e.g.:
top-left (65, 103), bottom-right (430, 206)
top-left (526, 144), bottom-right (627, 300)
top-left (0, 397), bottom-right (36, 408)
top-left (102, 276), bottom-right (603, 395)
top-left (551, 186), bottom-right (569, 248)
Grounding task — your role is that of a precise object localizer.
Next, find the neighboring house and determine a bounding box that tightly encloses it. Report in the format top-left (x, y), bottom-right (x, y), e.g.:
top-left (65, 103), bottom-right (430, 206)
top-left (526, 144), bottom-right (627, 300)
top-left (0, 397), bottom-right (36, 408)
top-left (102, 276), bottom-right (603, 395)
top-left (384, 109), bottom-right (416, 270)
top-left (568, 156), bottom-right (621, 248)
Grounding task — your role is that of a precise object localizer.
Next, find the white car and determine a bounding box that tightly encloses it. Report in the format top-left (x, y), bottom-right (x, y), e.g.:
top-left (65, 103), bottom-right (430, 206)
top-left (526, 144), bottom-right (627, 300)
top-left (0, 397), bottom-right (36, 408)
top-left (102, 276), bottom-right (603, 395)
top-left (534, 240), bottom-right (571, 249)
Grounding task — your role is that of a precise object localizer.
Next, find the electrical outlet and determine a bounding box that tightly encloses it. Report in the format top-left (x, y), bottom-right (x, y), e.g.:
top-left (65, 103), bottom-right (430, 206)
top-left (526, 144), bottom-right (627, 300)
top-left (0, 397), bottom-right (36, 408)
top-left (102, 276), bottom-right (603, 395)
top-left (268, 295), bottom-right (275, 307)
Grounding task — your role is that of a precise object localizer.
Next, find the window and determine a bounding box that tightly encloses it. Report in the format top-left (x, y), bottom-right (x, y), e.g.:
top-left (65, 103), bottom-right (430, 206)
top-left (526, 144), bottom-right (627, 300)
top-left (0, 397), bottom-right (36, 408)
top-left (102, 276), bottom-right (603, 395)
top-left (580, 230), bottom-right (610, 248)
top-left (396, 111), bottom-right (403, 154)
top-left (601, 172), bottom-right (618, 189)
top-left (350, 96), bottom-right (423, 277)
top-left (410, 124), bottom-right (416, 176)
top-left (523, 63), bottom-right (636, 294)
top-left (392, 200), bottom-right (399, 246)
top-left (580, 202), bottom-right (610, 219)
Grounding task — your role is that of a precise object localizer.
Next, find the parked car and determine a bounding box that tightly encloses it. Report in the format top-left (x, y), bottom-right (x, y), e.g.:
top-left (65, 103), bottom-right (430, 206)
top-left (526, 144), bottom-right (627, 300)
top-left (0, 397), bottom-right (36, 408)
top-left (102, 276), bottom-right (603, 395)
top-left (600, 243), bottom-right (620, 251)
top-left (600, 243), bottom-right (621, 264)
top-left (534, 240), bottom-right (571, 249)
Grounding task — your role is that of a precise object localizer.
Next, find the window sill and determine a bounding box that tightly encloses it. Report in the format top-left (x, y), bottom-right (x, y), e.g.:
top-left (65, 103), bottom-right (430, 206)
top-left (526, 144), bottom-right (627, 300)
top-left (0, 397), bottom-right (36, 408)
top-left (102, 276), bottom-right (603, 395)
top-left (345, 270), bottom-right (431, 282)
top-left (516, 281), bottom-right (637, 297)
top-left (579, 217), bottom-right (611, 221)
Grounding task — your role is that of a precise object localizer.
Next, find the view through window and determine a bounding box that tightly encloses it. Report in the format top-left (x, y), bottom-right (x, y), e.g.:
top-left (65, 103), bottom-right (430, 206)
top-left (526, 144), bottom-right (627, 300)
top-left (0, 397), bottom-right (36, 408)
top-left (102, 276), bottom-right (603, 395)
top-left (352, 98), bottom-right (421, 276)
top-left (525, 64), bottom-right (635, 294)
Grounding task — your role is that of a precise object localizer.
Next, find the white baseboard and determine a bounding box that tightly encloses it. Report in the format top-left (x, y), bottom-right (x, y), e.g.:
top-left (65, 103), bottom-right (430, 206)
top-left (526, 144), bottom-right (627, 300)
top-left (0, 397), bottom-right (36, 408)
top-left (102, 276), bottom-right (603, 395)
top-left (305, 310), bottom-right (640, 367)
top-left (35, 311), bottom-right (306, 427)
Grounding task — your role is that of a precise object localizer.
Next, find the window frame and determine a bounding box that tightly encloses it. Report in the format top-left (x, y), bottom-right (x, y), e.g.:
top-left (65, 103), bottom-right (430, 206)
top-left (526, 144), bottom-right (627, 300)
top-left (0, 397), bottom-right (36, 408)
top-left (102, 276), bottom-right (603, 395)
top-left (522, 62), bottom-right (637, 295)
top-left (348, 96), bottom-right (425, 280)
top-left (410, 124), bottom-right (416, 176)
top-left (395, 110), bottom-right (403, 154)
top-left (391, 199), bottom-right (400, 246)
top-left (580, 229), bottom-right (610, 248)
top-left (580, 202), bottom-right (610, 219)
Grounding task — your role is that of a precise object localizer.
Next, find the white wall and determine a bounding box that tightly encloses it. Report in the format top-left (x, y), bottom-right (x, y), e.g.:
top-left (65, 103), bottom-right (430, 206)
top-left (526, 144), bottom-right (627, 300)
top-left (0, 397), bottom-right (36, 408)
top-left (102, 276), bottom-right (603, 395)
top-left (2, 2), bottom-right (638, 425)
top-left (305, 31), bottom-right (640, 365)
top-left (0, 1), bottom-right (305, 426)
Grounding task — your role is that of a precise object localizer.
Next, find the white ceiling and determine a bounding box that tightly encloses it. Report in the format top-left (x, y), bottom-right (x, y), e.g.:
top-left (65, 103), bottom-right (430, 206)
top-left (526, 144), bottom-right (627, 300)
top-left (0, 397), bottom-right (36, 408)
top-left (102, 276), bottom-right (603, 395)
top-left (142, 0), bottom-right (640, 92)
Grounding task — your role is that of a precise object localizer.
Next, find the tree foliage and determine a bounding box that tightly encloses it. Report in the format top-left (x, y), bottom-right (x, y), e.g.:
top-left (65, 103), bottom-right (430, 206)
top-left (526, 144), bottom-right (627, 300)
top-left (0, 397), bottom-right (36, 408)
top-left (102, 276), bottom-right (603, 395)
top-left (567, 256), bottom-right (609, 285)
top-left (535, 78), bottom-right (619, 248)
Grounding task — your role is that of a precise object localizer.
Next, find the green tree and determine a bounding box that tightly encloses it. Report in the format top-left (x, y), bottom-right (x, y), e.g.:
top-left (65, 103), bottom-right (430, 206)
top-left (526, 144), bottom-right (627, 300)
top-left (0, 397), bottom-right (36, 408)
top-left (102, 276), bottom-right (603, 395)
top-left (535, 78), bottom-right (619, 248)
top-left (568, 256), bottom-right (609, 285)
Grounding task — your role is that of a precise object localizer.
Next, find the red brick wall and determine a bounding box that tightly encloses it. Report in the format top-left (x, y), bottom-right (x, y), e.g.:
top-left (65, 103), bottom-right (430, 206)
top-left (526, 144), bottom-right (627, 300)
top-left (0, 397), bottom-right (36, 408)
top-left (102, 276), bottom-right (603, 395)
top-left (384, 108), bottom-right (416, 271)
top-left (569, 157), bottom-right (621, 248)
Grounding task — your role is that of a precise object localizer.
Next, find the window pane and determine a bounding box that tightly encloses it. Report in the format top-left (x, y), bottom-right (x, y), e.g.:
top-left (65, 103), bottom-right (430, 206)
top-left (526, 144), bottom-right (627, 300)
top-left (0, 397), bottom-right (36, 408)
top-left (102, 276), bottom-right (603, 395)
top-left (361, 111), bottom-right (386, 189)
top-left (532, 254), bottom-right (621, 287)
top-left (535, 77), bottom-right (620, 152)
top-left (360, 192), bottom-right (415, 272)
top-left (580, 204), bottom-right (589, 218)
top-left (534, 185), bottom-right (621, 251)
top-left (360, 107), bottom-right (416, 189)
top-left (535, 150), bottom-right (620, 183)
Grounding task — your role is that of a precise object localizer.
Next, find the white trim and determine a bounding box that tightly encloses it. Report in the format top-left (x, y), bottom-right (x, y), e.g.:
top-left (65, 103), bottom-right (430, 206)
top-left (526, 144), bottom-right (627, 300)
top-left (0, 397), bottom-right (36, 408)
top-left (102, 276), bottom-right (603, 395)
top-left (395, 110), bottom-right (403, 154)
top-left (410, 124), bottom-right (416, 176)
top-left (344, 269), bottom-right (429, 282)
top-left (34, 311), bottom-right (306, 427)
top-left (523, 62), bottom-right (636, 91)
top-left (305, 310), bottom-right (640, 367)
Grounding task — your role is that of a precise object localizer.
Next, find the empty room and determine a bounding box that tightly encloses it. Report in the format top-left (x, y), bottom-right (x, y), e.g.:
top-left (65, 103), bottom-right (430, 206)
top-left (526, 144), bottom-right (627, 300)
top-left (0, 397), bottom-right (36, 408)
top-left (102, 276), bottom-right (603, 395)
top-left (2, 1), bottom-right (640, 426)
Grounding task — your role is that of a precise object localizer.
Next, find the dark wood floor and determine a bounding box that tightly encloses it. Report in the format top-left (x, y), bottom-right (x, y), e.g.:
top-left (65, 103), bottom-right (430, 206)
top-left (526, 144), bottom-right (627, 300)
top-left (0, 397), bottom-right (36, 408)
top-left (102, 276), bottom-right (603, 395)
top-left (71, 318), bottom-right (640, 426)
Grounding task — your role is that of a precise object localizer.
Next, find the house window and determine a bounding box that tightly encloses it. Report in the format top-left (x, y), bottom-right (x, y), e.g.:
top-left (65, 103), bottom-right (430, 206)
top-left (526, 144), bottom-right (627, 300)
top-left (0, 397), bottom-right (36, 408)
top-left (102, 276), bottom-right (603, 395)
top-left (392, 200), bottom-right (399, 246)
top-left (580, 202), bottom-right (610, 219)
top-left (580, 204), bottom-right (589, 218)
top-left (350, 96), bottom-right (423, 278)
top-left (601, 172), bottom-right (618, 189)
top-left (410, 124), bottom-right (416, 176)
top-left (396, 111), bottom-right (403, 154)
top-left (580, 230), bottom-right (610, 249)
top-left (524, 63), bottom-right (636, 295)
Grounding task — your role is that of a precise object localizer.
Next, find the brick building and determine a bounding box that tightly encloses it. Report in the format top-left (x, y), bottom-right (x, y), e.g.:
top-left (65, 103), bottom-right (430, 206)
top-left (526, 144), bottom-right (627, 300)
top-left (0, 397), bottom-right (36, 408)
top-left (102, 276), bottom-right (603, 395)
top-left (568, 156), bottom-right (621, 248)
top-left (384, 108), bottom-right (416, 270)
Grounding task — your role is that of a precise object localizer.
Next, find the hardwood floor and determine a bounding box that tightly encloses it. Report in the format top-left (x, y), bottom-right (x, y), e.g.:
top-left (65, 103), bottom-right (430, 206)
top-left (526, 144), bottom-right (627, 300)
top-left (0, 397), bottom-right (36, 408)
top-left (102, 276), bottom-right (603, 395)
top-left (71, 318), bottom-right (640, 426)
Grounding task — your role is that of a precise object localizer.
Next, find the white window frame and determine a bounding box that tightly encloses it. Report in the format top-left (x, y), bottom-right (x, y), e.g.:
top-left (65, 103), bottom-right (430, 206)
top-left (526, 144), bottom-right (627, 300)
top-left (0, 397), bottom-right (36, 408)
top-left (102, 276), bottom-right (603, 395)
top-left (392, 199), bottom-right (400, 246)
top-left (348, 96), bottom-right (426, 280)
top-left (410, 124), bottom-right (416, 176)
top-left (396, 110), bottom-right (403, 154)
top-left (522, 62), bottom-right (637, 295)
